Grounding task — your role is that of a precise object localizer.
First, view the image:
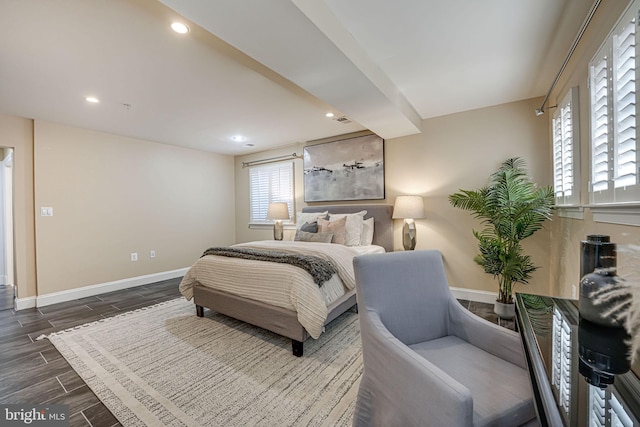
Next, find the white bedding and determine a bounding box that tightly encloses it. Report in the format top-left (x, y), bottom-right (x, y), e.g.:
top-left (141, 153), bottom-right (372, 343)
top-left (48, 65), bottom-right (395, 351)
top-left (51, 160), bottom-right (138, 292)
top-left (348, 245), bottom-right (386, 256)
top-left (179, 241), bottom-right (383, 339)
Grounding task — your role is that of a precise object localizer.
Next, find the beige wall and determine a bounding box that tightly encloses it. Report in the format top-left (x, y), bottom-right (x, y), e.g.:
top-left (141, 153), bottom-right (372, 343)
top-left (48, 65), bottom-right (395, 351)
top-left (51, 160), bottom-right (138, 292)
top-left (33, 121), bottom-right (235, 295)
top-left (0, 113), bottom-right (37, 299)
top-left (388, 98), bottom-right (551, 296)
top-left (235, 98), bottom-right (552, 297)
top-left (545, 0), bottom-right (638, 298)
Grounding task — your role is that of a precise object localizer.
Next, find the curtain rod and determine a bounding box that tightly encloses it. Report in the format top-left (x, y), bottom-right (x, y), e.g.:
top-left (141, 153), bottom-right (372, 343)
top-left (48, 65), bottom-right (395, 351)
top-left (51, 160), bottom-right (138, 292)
top-left (536, 0), bottom-right (602, 116)
top-left (241, 153), bottom-right (302, 168)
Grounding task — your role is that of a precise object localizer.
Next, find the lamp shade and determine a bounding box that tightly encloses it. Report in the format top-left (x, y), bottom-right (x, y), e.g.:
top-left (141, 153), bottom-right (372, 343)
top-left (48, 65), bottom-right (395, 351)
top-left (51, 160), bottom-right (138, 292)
top-left (267, 202), bottom-right (290, 220)
top-left (392, 195), bottom-right (424, 219)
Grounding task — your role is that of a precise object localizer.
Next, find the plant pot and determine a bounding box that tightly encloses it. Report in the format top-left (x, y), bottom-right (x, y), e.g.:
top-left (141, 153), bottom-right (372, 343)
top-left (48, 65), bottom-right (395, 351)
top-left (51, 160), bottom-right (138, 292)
top-left (494, 300), bottom-right (515, 319)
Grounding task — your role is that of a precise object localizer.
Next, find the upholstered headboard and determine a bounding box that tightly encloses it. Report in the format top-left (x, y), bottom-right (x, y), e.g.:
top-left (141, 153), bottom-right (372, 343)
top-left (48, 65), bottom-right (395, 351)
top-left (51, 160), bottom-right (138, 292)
top-left (301, 204), bottom-right (394, 252)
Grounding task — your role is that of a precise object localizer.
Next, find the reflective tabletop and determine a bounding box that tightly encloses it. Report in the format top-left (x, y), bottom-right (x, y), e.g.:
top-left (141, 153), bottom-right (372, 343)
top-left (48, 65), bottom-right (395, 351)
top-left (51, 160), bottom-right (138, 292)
top-left (515, 293), bottom-right (640, 427)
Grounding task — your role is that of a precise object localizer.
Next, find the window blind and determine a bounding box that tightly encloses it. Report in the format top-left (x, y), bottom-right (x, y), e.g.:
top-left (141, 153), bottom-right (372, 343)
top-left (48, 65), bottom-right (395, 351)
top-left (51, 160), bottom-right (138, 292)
top-left (590, 54), bottom-right (610, 194)
top-left (551, 306), bottom-right (572, 416)
top-left (613, 19), bottom-right (637, 189)
top-left (588, 2), bottom-right (640, 203)
top-left (588, 385), bottom-right (635, 426)
top-left (553, 112), bottom-right (564, 194)
top-left (249, 162), bottom-right (294, 225)
top-left (590, 386), bottom-right (607, 426)
top-left (609, 393), bottom-right (634, 426)
top-left (553, 88), bottom-right (579, 205)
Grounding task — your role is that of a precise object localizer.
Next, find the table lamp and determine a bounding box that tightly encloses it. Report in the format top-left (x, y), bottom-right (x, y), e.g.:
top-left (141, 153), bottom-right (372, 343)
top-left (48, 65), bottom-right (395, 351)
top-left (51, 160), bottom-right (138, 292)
top-left (267, 202), bottom-right (290, 240)
top-left (392, 195), bottom-right (425, 250)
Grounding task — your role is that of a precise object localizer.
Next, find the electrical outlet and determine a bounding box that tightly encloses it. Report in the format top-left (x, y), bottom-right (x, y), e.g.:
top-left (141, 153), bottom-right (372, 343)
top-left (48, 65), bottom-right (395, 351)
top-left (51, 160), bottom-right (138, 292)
top-left (131, 252), bottom-right (138, 262)
top-left (40, 207), bottom-right (53, 216)
top-left (150, 250), bottom-right (156, 258)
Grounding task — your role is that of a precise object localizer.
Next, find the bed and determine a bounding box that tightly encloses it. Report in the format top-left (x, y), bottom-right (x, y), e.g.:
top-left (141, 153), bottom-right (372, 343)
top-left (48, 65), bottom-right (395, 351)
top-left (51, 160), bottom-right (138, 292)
top-left (178, 204), bottom-right (394, 356)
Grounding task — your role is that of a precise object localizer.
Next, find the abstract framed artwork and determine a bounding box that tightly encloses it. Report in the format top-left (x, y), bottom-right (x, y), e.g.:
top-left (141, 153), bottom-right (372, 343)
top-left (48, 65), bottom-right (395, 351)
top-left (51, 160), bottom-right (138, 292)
top-left (303, 134), bottom-right (384, 202)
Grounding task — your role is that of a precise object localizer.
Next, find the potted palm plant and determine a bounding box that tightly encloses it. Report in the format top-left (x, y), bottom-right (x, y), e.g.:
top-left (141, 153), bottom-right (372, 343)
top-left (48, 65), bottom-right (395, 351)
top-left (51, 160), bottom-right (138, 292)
top-left (448, 157), bottom-right (554, 318)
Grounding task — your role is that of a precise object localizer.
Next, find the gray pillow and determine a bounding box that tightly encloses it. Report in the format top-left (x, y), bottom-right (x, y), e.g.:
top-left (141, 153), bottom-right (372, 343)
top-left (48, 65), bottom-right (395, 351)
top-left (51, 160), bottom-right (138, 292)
top-left (294, 230), bottom-right (334, 243)
top-left (300, 221), bottom-right (319, 233)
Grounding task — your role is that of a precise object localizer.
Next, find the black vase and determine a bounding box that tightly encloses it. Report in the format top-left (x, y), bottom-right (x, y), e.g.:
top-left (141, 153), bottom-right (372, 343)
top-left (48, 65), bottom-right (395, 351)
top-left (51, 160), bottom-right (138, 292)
top-left (579, 269), bottom-right (624, 327)
top-left (579, 235), bottom-right (620, 327)
top-left (580, 234), bottom-right (616, 277)
top-left (578, 317), bottom-right (630, 388)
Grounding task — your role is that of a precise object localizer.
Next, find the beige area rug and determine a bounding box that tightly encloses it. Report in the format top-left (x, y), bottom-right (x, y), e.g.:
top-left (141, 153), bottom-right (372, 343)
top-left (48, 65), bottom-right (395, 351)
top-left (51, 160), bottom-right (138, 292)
top-left (45, 298), bottom-right (362, 426)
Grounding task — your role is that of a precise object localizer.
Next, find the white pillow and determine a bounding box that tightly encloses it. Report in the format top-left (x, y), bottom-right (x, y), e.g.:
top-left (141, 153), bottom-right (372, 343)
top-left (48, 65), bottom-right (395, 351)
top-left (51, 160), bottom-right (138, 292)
top-left (328, 210), bottom-right (367, 246)
top-left (360, 217), bottom-right (374, 246)
top-left (295, 211), bottom-right (328, 229)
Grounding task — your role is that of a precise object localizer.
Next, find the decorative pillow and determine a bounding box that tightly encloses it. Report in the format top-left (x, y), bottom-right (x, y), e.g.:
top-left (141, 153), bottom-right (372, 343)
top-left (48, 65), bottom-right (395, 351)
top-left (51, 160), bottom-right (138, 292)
top-left (299, 221), bottom-right (318, 233)
top-left (360, 217), bottom-right (375, 246)
top-left (294, 230), bottom-right (334, 243)
top-left (328, 210), bottom-right (367, 246)
top-left (318, 217), bottom-right (347, 245)
top-left (295, 211), bottom-right (329, 229)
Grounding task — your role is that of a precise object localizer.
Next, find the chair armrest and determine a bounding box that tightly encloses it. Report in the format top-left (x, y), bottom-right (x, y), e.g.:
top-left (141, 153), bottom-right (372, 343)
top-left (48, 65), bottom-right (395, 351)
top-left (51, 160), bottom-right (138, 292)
top-left (357, 310), bottom-right (474, 427)
top-left (448, 297), bottom-right (526, 369)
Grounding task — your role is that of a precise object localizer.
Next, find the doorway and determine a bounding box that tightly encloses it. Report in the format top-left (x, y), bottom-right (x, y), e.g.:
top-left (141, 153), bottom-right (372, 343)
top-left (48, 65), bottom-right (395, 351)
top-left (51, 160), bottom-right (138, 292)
top-left (0, 147), bottom-right (14, 310)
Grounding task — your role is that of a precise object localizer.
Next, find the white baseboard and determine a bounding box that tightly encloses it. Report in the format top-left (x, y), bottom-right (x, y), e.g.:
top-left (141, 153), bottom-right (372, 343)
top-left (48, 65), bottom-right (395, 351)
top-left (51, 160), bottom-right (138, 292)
top-left (15, 271), bottom-right (493, 310)
top-left (14, 268), bottom-right (189, 310)
top-left (449, 287), bottom-right (497, 304)
top-left (15, 295), bottom-right (36, 310)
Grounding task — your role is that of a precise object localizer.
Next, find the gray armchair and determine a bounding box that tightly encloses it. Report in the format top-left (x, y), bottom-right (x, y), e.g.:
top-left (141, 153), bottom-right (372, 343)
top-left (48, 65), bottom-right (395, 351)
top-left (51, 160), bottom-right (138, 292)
top-left (353, 250), bottom-right (536, 427)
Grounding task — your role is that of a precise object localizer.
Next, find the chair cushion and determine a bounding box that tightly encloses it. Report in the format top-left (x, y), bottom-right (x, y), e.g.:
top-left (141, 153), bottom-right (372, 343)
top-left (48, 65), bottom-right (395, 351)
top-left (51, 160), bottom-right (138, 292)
top-left (410, 335), bottom-right (535, 427)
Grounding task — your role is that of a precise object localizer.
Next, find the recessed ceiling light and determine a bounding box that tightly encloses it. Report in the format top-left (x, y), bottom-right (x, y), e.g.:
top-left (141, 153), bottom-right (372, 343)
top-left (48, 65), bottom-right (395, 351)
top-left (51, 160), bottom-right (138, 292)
top-left (171, 22), bottom-right (190, 34)
top-left (325, 112), bottom-right (335, 118)
top-left (231, 135), bottom-right (246, 142)
top-left (85, 96), bottom-right (99, 103)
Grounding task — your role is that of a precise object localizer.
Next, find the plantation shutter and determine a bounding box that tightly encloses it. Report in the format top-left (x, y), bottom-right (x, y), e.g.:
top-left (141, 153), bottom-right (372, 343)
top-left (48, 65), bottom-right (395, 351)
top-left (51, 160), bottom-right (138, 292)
top-left (561, 101), bottom-right (574, 198)
top-left (551, 307), bottom-right (572, 416)
top-left (613, 15), bottom-right (639, 199)
top-left (588, 385), bottom-right (635, 426)
top-left (589, 386), bottom-right (607, 426)
top-left (589, 3), bottom-right (640, 204)
top-left (590, 52), bottom-right (611, 196)
top-left (553, 112), bottom-right (564, 195)
top-left (249, 162), bottom-right (294, 225)
top-left (552, 88), bottom-right (578, 205)
top-left (609, 393), bottom-right (634, 426)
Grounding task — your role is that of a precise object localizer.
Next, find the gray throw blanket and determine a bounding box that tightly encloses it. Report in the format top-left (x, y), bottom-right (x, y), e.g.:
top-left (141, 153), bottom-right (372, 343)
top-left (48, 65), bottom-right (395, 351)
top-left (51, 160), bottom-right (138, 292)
top-left (201, 247), bottom-right (336, 287)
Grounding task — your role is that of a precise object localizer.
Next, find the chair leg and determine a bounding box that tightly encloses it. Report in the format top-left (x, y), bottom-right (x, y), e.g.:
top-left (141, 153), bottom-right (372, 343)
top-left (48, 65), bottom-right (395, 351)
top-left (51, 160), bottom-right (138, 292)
top-left (292, 340), bottom-right (304, 357)
top-left (196, 305), bottom-right (204, 317)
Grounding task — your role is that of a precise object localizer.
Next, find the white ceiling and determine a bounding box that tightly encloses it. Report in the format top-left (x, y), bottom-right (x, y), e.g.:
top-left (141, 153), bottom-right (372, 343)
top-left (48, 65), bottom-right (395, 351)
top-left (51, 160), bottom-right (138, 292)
top-left (0, 0), bottom-right (593, 155)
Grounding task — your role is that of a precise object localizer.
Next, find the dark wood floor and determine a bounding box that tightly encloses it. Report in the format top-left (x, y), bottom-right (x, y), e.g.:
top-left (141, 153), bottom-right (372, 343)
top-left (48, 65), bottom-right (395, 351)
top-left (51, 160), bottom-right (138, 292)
top-left (0, 278), bottom-right (182, 427)
top-left (0, 280), bottom-right (512, 427)
top-left (0, 285), bottom-right (14, 311)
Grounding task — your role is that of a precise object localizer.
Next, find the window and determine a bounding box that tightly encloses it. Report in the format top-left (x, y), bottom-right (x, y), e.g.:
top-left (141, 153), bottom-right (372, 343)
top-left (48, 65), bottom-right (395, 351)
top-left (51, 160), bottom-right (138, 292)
top-left (551, 306), bottom-right (572, 417)
top-left (553, 87), bottom-right (579, 205)
top-left (589, 3), bottom-right (640, 204)
top-left (588, 386), bottom-right (635, 427)
top-left (249, 162), bottom-right (294, 225)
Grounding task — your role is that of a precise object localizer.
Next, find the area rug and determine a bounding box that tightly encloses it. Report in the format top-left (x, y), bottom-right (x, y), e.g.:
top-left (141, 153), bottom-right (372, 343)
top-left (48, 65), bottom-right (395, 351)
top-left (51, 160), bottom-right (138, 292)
top-left (44, 298), bottom-right (362, 426)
